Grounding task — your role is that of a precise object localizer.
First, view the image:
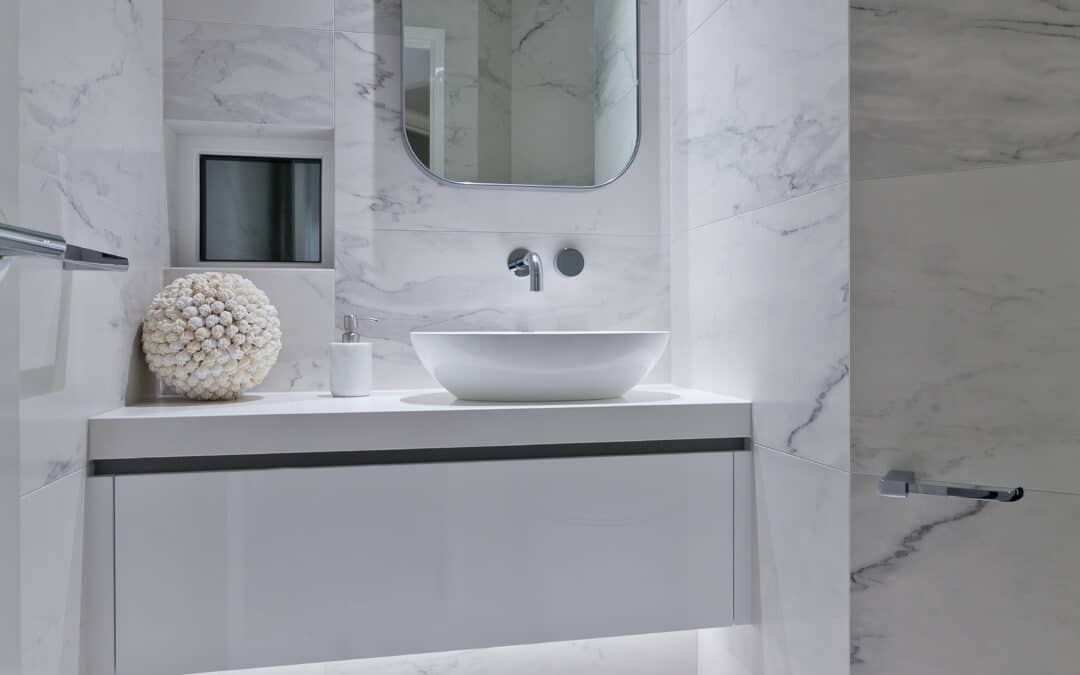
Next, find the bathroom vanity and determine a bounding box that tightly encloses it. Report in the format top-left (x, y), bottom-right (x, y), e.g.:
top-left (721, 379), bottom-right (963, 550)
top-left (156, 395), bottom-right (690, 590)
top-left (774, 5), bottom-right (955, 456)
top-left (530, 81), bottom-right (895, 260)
top-left (86, 387), bottom-right (752, 675)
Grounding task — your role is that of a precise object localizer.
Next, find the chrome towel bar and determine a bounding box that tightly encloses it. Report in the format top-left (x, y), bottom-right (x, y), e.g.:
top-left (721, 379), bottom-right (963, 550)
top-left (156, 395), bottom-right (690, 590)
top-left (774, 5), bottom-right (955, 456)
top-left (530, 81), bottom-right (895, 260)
top-left (0, 221), bottom-right (128, 271)
top-left (879, 470), bottom-right (1024, 503)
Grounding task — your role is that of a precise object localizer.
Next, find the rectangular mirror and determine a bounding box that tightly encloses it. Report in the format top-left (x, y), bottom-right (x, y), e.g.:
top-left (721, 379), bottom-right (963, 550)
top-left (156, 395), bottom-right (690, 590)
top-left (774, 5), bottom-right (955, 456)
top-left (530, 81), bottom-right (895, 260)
top-left (402, 1), bottom-right (639, 188)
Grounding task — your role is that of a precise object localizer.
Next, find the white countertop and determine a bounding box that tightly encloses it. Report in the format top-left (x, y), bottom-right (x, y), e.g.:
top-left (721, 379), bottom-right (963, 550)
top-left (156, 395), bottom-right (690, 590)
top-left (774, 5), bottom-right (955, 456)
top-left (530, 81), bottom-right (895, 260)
top-left (89, 386), bottom-right (750, 461)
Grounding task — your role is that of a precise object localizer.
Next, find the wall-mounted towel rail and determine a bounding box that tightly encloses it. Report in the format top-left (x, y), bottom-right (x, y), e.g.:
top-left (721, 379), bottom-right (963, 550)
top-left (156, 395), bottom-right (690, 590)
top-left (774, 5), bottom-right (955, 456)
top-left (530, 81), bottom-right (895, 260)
top-left (0, 222), bottom-right (128, 271)
top-left (879, 470), bottom-right (1024, 503)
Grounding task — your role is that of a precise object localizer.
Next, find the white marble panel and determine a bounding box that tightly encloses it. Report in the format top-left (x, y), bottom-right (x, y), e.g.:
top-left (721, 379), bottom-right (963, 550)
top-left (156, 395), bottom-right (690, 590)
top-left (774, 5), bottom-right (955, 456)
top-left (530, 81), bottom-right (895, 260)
top-left (0, 0), bottom-right (15, 225)
top-left (678, 0), bottom-right (847, 229)
top-left (853, 160), bottom-right (1080, 492)
top-left (667, 0), bottom-right (729, 51)
top-left (0, 260), bottom-right (18, 675)
top-left (18, 170), bottom-right (167, 494)
top-left (337, 229), bottom-right (669, 388)
top-left (752, 447), bottom-right (848, 675)
top-left (685, 185), bottom-right (849, 470)
top-left (164, 268), bottom-right (335, 392)
top-left (852, 0), bottom-right (1080, 180)
top-left (165, 20), bottom-right (333, 127)
top-left (21, 470), bottom-right (85, 675)
top-left (851, 473), bottom-right (1080, 674)
top-left (18, 0), bottom-right (169, 495)
top-left (166, 0), bottom-right (334, 29)
top-left (335, 0), bottom-right (402, 35)
top-left (334, 31), bottom-right (666, 236)
top-left (327, 631), bottom-right (698, 675)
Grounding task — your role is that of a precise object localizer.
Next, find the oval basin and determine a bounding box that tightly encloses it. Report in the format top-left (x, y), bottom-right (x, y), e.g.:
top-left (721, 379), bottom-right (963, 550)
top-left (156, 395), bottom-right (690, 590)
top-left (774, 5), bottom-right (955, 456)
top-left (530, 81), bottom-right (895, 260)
top-left (411, 331), bottom-right (671, 402)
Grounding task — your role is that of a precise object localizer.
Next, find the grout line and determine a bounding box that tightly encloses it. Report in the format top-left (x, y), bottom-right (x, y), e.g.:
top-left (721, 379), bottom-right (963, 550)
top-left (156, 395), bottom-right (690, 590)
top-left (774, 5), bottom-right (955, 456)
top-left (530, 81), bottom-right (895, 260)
top-left (752, 442), bottom-right (851, 475)
top-left (18, 465), bottom-right (86, 499)
top-left (853, 155), bottom-right (1080, 185)
top-left (164, 16), bottom-right (336, 33)
top-left (679, 180), bottom-right (850, 235)
top-left (681, 0), bottom-right (735, 47)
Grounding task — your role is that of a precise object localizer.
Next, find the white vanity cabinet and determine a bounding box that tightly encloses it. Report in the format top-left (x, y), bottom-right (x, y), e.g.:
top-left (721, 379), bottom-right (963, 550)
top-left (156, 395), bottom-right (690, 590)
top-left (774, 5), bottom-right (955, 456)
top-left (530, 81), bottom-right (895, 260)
top-left (106, 452), bottom-right (739, 675)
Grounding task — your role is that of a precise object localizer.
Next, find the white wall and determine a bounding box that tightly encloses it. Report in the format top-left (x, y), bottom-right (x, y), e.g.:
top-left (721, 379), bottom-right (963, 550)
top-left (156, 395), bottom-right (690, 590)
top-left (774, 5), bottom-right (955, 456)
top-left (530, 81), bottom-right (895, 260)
top-left (17, 0), bottom-right (169, 672)
top-left (667, 0), bottom-right (851, 673)
top-left (851, 1), bottom-right (1080, 671)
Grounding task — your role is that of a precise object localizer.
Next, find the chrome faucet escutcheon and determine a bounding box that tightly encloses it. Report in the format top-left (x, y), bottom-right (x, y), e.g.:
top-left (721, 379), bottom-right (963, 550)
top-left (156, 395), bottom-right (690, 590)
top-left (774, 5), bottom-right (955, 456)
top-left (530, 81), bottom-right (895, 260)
top-left (508, 248), bottom-right (543, 292)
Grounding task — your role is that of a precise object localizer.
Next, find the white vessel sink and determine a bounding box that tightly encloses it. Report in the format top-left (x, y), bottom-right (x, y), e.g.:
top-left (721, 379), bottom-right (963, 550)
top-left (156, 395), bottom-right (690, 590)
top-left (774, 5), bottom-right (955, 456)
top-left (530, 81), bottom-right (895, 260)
top-left (411, 331), bottom-right (671, 402)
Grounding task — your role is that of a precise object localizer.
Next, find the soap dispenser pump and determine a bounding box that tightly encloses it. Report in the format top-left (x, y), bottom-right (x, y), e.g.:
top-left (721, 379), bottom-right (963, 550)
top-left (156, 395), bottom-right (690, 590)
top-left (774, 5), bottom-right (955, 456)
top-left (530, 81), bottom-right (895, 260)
top-left (330, 314), bottom-right (373, 397)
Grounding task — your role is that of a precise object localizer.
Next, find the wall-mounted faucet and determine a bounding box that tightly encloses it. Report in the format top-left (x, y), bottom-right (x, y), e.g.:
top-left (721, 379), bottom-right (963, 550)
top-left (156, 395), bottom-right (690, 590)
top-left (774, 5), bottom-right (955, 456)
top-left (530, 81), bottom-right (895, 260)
top-left (508, 248), bottom-right (543, 292)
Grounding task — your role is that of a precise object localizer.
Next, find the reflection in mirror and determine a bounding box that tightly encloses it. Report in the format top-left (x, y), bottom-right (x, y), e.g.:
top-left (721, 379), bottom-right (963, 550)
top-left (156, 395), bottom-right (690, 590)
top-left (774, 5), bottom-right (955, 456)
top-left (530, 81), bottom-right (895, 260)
top-left (402, 0), bottom-right (639, 188)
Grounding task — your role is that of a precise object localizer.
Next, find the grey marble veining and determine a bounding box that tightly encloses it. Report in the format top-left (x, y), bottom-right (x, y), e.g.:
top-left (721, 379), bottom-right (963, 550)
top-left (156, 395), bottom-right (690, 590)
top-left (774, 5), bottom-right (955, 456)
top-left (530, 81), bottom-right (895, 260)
top-left (677, 0), bottom-right (848, 229)
top-left (852, 0), bottom-right (1080, 180)
top-left (683, 184), bottom-right (850, 471)
top-left (853, 159), bottom-right (1080, 493)
top-left (851, 473), bottom-right (1080, 674)
top-left (19, 0), bottom-right (169, 498)
top-left (164, 19), bottom-right (333, 126)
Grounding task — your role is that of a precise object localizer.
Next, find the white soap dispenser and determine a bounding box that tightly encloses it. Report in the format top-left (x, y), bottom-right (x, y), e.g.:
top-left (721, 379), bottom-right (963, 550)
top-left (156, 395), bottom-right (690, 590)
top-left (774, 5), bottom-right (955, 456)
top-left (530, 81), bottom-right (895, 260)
top-left (330, 314), bottom-right (373, 397)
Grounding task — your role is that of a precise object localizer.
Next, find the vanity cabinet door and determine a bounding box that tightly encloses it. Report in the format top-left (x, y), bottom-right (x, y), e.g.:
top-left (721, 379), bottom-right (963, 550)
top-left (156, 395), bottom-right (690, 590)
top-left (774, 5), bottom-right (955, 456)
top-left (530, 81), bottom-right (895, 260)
top-left (114, 452), bottom-right (735, 675)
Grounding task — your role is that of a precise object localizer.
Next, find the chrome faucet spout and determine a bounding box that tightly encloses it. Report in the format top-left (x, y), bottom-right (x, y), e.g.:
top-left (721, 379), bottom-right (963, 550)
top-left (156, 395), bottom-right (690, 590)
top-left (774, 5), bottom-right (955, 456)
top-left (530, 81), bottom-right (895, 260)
top-left (508, 248), bottom-right (543, 292)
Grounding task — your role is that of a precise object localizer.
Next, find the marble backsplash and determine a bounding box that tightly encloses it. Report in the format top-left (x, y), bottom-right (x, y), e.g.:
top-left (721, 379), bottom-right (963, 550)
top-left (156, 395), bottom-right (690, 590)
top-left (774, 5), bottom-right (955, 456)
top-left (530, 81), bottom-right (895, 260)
top-left (163, 0), bottom-right (670, 391)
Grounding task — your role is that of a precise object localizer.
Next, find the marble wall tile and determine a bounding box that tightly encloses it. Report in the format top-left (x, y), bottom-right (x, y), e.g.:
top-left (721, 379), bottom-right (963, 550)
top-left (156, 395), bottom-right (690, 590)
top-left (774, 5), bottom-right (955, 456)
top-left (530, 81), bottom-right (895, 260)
top-left (677, 0), bottom-right (848, 229)
top-left (20, 470), bottom-right (85, 675)
top-left (165, 20), bottom-right (333, 127)
top-left (853, 160), bottom-right (1080, 493)
top-left (851, 473), bottom-right (1080, 674)
top-left (667, 0), bottom-right (729, 52)
top-left (335, 0), bottom-right (402, 35)
top-left (165, 0), bottom-right (334, 29)
top-left (19, 0), bottom-right (169, 497)
top-left (337, 229), bottom-right (669, 388)
top-left (0, 0), bottom-right (15, 226)
top-left (684, 185), bottom-right (850, 471)
top-left (326, 631), bottom-right (698, 675)
top-left (164, 268), bottom-right (335, 392)
top-left (334, 30), bottom-right (668, 387)
top-left (0, 261), bottom-right (18, 675)
top-left (334, 31), bottom-right (666, 236)
top-left (852, 0), bottom-right (1080, 180)
top-left (742, 447), bottom-right (849, 675)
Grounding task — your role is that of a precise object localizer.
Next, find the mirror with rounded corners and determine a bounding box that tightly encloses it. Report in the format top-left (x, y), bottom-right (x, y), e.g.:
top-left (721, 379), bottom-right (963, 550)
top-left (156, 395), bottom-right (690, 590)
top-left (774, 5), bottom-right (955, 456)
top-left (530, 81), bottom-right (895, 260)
top-left (402, 0), bottom-right (640, 189)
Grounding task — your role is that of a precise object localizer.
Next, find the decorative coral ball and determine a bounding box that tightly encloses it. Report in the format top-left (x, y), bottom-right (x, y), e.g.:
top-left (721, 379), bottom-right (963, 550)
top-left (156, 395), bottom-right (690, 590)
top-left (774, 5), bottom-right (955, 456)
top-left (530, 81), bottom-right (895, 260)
top-left (142, 273), bottom-right (282, 400)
